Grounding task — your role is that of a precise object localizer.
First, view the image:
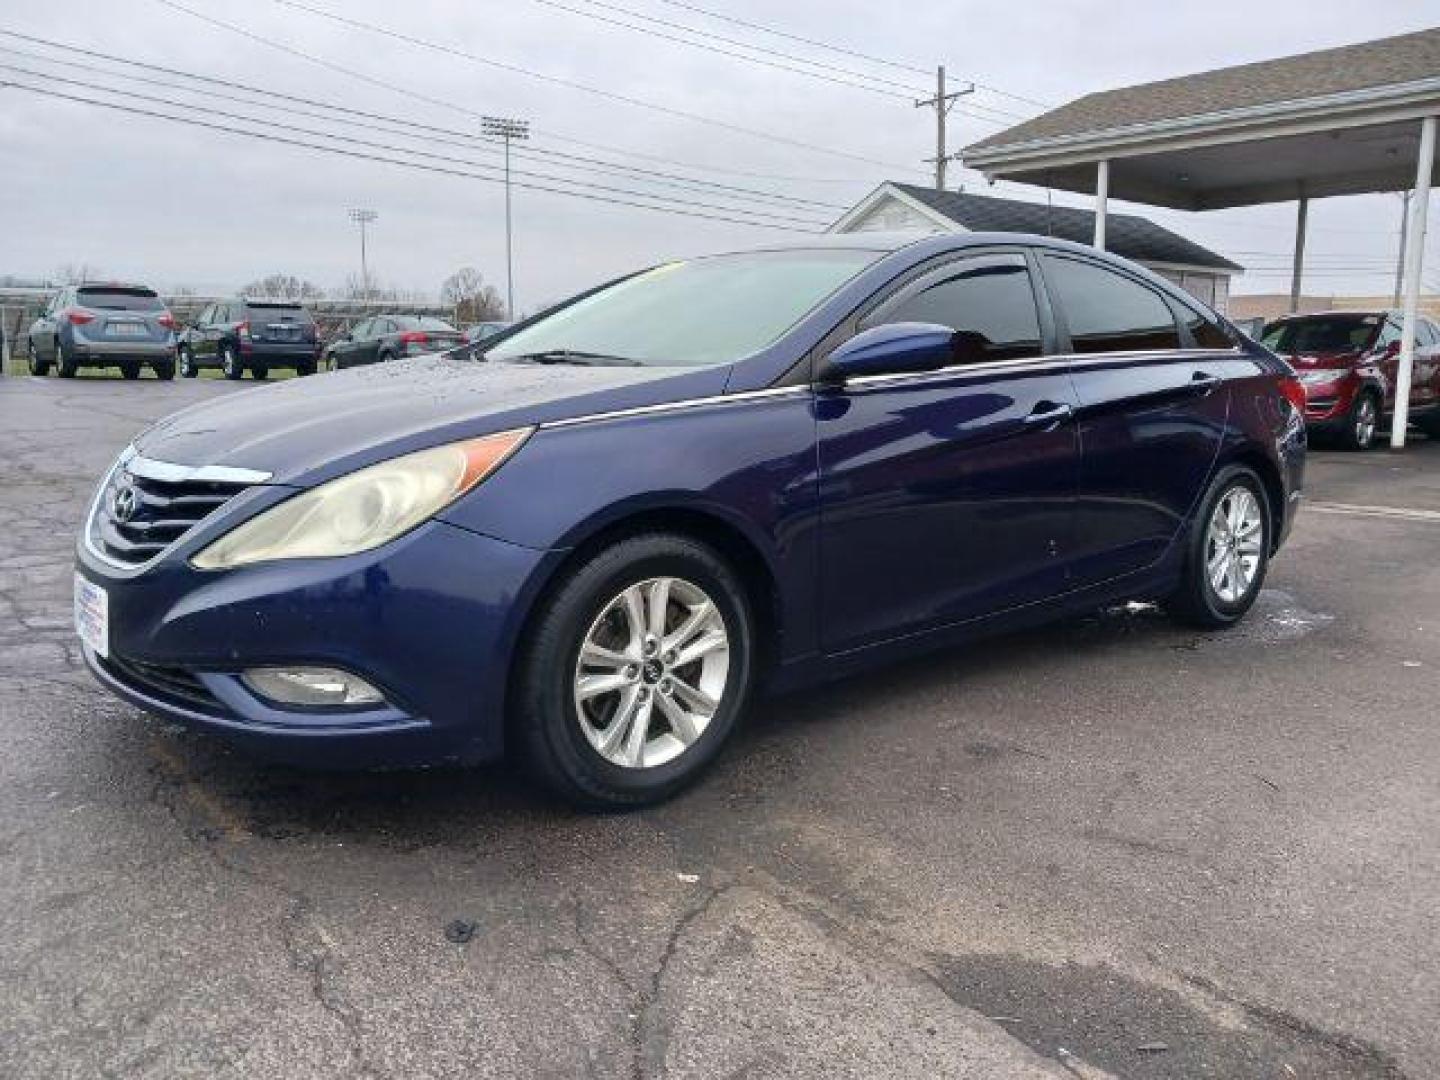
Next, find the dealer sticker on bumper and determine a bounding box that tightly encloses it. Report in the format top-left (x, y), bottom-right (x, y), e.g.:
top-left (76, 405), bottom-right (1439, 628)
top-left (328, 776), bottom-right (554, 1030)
top-left (74, 573), bottom-right (109, 658)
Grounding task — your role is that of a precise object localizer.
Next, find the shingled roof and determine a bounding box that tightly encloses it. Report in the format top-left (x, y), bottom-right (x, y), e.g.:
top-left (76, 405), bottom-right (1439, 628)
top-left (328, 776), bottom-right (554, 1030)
top-left (968, 27), bottom-right (1440, 153)
top-left (889, 184), bottom-right (1241, 272)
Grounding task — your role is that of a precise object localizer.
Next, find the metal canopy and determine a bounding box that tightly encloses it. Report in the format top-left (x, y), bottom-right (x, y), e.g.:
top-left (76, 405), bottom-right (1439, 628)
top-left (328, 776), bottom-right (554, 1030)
top-left (960, 28), bottom-right (1440, 447)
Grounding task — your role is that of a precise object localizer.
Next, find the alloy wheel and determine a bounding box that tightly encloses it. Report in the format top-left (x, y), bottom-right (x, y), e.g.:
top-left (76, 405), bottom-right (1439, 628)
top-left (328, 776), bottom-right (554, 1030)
top-left (1354, 396), bottom-right (1377, 449)
top-left (573, 576), bottom-right (730, 769)
top-left (1205, 486), bottom-right (1264, 604)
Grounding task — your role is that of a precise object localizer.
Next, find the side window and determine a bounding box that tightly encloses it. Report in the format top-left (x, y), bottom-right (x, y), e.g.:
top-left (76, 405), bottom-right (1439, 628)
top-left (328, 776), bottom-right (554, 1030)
top-left (870, 257), bottom-right (1042, 365)
top-left (376, 318), bottom-right (395, 336)
top-left (1043, 256), bottom-right (1182, 354)
top-left (1176, 301), bottom-right (1235, 349)
top-left (1416, 319), bottom-right (1438, 346)
top-left (1376, 320), bottom-right (1402, 349)
top-left (196, 304), bottom-right (213, 325)
top-left (352, 319), bottom-right (372, 340)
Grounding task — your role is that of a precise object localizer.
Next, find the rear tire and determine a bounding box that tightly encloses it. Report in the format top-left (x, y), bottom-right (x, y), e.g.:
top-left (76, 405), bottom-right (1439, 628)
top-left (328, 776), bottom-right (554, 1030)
top-left (1340, 391), bottom-right (1379, 451)
top-left (250, 364), bottom-right (269, 380)
top-left (27, 342), bottom-right (51, 377)
top-left (221, 345), bottom-right (243, 380)
top-left (152, 359), bottom-right (175, 381)
top-left (1167, 465), bottom-right (1271, 629)
top-left (1415, 411), bottom-right (1440, 439)
top-left (119, 360), bottom-right (142, 380)
top-left (515, 533), bottom-right (756, 809)
top-left (178, 347), bottom-right (198, 378)
top-left (55, 340), bottom-right (77, 378)
top-left (295, 360), bottom-right (316, 377)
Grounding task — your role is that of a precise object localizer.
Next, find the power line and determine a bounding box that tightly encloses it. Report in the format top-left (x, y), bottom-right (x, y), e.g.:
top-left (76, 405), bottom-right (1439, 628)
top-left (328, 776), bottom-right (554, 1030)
top-left (215, 0), bottom-right (916, 171)
top-left (526, 0), bottom-right (922, 100)
top-left (3, 77), bottom-right (831, 232)
top-left (0, 34), bottom-right (848, 214)
top-left (649, 0), bottom-right (1053, 111)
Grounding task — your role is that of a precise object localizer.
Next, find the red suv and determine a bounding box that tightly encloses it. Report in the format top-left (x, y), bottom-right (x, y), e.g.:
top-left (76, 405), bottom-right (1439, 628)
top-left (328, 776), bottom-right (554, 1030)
top-left (1261, 311), bottom-right (1440, 450)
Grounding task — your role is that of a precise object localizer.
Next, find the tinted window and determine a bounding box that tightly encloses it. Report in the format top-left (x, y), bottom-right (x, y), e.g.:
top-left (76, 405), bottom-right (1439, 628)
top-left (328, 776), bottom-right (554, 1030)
top-left (876, 259), bottom-right (1041, 364)
top-left (245, 303), bottom-right (313, 325)
top-left (77, 286), bottom-right (163, 312)
top-left (1261, 314), bottom-right (1381, 354)
top-left (1044, 257), bottom-right (1181, 354)
top-left (1416, 319), bottom-right (1438, 346)
top-left (487, 249), bottom-right (880, 367)
top-left (1377, 320), bottom-right (1402, 349)
top-left (417, 317), bottom-right (457, 332)
top-left (1176, 302), bottom-right (1234, 349)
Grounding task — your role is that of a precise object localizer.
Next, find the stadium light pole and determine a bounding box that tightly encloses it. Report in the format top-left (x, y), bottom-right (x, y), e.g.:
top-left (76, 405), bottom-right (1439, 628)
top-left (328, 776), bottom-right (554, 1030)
top-left (347, 208), bottom-right (378, 299)
top-left (482, 116), bottom-right (530, 319)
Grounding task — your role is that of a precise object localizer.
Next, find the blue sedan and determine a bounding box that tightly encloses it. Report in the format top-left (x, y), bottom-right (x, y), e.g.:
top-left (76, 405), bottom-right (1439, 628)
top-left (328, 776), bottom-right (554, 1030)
top-left (75, 232), bottom-right (1305, 807)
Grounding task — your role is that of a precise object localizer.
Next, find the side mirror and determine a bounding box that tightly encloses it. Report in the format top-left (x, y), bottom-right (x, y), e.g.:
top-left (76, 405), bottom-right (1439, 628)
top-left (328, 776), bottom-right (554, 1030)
top-left (824, 322), bottom-right (955, 381)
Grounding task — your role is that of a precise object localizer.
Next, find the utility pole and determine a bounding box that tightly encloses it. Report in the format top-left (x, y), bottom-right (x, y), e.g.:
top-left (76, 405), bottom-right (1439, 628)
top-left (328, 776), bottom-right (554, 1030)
top-left (1393, 190), bottom-right (1411, 308)
top-left (482, 116), bottom-right (530, 320)
top-left (916, 65), bottom-right (974, 191)
top-left (347, 208), bottom-right (377, 299)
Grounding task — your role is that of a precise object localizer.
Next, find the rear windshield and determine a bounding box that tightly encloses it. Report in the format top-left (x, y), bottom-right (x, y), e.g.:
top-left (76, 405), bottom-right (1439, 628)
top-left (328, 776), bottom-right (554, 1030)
top-left (77, 287), bottom-right (163, 312)
top-left (245, 303), bottom-right (314, 324)
top-left (394, 316), bottom-right (458, 332)
top-left (1261, 314), bottom-right (1382, 354)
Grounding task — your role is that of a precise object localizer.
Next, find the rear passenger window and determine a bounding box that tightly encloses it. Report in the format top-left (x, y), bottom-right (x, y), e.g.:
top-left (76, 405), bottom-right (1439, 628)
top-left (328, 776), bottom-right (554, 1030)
top-left (875, 258), bottom-right (1042, 364)
top-left (1043, 256), bottom-right (1182, 354)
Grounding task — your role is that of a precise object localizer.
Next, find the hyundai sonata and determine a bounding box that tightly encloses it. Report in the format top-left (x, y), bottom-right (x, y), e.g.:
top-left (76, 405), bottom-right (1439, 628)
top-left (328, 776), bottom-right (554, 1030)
top-left (76, 233), bottom-right (1305, 807)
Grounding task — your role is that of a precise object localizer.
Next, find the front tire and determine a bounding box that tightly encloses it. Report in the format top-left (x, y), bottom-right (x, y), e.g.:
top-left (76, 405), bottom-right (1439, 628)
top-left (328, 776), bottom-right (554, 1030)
top-left (250, 364), bottom-right (269, 380)
top-left (515, 533), bottom-right (756, 809)
top-left (1168, 465), bottom-right (1271, 629)
top-left (1340, 391), bottom-right (1379, 451)
top-left (221, 345), bottom-right (243, 380)
top-left (55, 340), bottom-right (77, 378)
top-left (27, 341), bottom-right (51, 377)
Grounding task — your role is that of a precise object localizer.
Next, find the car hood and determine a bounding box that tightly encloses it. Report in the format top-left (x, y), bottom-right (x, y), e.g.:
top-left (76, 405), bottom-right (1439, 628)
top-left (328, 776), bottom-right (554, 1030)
top-left (135, 354), bottom-right (730, 485)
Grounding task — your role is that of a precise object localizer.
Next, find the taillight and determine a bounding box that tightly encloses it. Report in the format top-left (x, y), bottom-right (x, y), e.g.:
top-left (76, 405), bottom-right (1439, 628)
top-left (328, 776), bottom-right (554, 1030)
top-left (237, 320), bottom-right (251, 339)
top-left (398, 331), bottom-right (429, 345)
top-left (66, 309), bottom-right (95, 325)
top-left (1279, 374), bottom-right (1306, 414)
top-left (157, 312), bottom-right (176, 330)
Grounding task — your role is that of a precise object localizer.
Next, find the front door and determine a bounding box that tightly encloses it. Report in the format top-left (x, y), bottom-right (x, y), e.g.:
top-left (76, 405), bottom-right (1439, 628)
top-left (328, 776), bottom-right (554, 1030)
top-left (1037, 253), bottom-right (1232, 586)
top-left (816, 253), bottom-right (1080, 653)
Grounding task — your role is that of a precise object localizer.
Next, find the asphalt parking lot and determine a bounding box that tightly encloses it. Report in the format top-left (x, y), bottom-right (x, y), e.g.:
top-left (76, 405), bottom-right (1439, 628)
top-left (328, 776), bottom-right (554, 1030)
top-left (2, 374), bottom-right (1437, 1079)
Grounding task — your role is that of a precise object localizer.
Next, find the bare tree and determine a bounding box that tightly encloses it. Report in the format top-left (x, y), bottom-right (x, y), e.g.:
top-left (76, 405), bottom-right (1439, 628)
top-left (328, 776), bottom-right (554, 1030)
top-left (53, 262), bottom-right (102, 285)
top-left (241, 273), bottom-right (324, 300)
top-left (440, 267), bottom-right (505, 324)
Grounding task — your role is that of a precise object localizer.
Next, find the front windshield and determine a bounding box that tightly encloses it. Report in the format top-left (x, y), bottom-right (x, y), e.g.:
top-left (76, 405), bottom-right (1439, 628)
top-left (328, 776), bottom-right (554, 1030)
top-left (1261, 314), bottom-right (1381, 354)
top-left (485, 248), bottom-right (881, 367)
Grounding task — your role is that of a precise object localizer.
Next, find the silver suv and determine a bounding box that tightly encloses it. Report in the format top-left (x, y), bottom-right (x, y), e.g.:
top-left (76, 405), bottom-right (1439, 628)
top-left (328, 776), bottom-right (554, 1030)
top-left (27, 283), bottom-right (177, 380)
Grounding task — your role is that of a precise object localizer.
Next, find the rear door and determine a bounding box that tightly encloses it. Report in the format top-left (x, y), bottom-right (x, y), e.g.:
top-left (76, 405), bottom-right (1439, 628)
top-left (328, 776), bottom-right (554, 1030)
top-left (1038, 253), bottom-right (1234, 587)
top-left (816, 250), bottom-right (1080, 652)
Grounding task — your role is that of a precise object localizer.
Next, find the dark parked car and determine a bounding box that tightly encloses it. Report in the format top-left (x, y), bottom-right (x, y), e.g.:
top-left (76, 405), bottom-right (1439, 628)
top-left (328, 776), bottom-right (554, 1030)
top-left (75, 233), bottom-right (1304, 807)
top-left (27, 283), bottom-right (176, 379)
top-left (177, 299), bottom-right (321, 380)
top-left (464, 320), bottom-right (512, 345)
top-left (327, 315), bottom-right (464, 370)
top-left (1261, 310), bottom-right (1440, 450)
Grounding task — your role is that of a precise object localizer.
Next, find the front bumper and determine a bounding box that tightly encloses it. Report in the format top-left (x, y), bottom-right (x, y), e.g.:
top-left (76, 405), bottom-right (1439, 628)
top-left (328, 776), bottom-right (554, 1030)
top-left (76, 518), bottom-right (553, 768)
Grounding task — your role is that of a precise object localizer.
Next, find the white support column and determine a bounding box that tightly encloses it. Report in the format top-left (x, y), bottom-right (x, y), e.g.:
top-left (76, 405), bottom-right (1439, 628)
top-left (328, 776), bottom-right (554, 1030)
top-left (1289, 192), bottom-right (1308, 314)
top-left (1391, 115), bottom-right (1436, 450)
top-left (1093, 159), bottom-right (1109, 250)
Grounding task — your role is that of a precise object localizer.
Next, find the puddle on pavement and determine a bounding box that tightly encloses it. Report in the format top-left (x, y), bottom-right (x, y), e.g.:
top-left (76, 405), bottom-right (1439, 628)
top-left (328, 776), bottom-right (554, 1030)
top-left (928, 953), bottom-right (1403, 1079)
top-left (1093, 590), bottom-right (1333, 650)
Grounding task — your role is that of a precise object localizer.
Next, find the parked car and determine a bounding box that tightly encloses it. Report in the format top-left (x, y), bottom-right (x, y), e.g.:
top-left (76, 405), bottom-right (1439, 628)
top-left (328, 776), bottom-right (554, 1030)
top-left (27, 283), bottom-right (176, 379)
top-left (178, 299), bottom-right (320, 380)
top-left (1260, 310), bottom-right (1440, 450)
top-left (75, 233), bottom-right (1304, 807)
top-left (326, 315), bottom-right (464, 370)
top-left (464, 320), bottom-right (512, 345)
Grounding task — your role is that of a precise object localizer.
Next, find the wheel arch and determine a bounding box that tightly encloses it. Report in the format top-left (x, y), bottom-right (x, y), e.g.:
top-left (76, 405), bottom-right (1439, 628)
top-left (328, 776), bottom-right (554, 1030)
top-left (1217, 446), bottom-right (1286, 555)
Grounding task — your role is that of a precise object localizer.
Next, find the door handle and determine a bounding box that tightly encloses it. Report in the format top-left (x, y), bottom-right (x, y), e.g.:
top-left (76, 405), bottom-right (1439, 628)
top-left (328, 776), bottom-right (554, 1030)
top-left (1190, 371), bottom-right (1223, 395)
top-left (1023, 401), bottom-right (1074, 428)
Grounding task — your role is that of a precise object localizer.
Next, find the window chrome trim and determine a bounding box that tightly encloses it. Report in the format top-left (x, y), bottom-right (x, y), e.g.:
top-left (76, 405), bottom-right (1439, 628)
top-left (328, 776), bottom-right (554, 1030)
top-left (539, 385), bottom-right (811, 429)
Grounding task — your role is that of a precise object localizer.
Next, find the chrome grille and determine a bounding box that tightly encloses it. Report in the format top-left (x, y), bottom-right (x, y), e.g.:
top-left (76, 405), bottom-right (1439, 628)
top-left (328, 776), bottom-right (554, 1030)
top-left (87, 454), bottom-right (262, 568)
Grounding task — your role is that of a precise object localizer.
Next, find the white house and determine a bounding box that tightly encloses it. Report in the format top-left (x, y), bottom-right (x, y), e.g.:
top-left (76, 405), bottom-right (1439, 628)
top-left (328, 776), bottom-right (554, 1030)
top-left (830, 182), bottom-right (1242, 314)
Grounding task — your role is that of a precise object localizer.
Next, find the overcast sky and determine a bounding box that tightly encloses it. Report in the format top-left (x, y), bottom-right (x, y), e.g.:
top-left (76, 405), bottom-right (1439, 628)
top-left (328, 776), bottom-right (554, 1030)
top-left (1, 0), bottom-right (1436, 310)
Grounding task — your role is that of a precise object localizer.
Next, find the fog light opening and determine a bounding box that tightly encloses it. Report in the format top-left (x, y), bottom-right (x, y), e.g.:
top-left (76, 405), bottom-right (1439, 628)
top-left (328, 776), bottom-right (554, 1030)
top-left (241, 666), bottom-right (386, 709)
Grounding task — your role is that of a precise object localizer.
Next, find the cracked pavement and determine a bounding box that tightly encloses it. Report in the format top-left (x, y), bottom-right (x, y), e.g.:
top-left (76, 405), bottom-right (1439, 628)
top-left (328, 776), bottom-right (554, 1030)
top-left (2, 375), bottom-right (1438, 1078)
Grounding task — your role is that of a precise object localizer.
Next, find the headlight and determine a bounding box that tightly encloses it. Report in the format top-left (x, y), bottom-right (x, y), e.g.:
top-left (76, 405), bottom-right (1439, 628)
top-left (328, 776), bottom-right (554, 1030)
top-left (192, 428), bottom-right (531, 569)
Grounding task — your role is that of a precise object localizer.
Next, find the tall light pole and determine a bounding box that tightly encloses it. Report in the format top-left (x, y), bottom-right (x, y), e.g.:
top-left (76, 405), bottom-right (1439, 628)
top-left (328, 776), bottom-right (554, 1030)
top-left (482, 116), bottom-right (529, 319)
top-left (347, 208), bottom-right (377, 299)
